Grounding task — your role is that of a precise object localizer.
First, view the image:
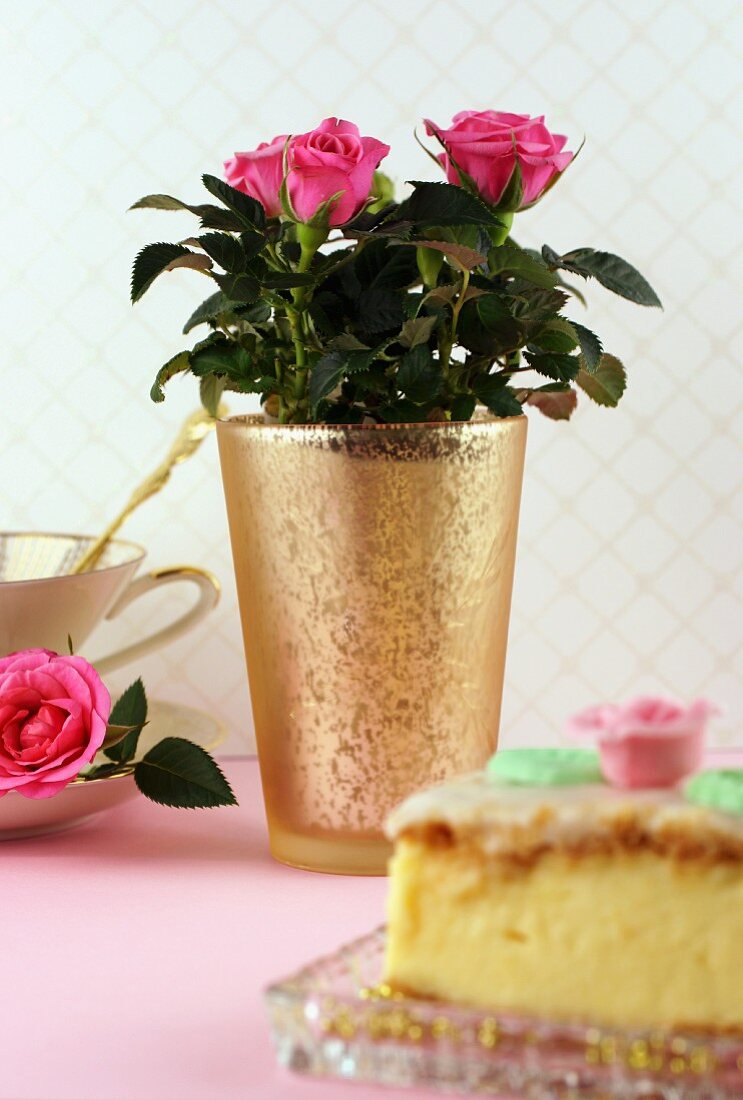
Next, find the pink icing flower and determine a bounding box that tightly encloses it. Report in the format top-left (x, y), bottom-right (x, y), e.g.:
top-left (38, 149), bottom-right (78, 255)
top-left (424, 110), bottom-right (573, 210)
top-left (224, 134), bottom-right (288, 218)
top-left (0, 649), bottom-right (110, 799)
top-left (286, 117), bottom-right (390, 226)
top-left (568, 696), bottom-right (718, 789)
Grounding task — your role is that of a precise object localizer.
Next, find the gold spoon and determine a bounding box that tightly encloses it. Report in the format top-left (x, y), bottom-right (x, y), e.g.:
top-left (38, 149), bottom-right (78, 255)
top-left (70, 405), bottom-right (227, 575)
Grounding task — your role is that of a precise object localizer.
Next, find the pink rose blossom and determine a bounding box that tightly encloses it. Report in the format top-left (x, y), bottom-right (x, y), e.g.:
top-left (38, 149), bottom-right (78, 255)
top-left (568, 696), bottom-right (718, 789)
top-left (0, 649), bottom-right (110, 799)
top-left (286, 117), bottom-right (390, 226)
top-left (224, 134), bottom-right (288, 218)
top-left (424, 110), bottom-right (573, 210)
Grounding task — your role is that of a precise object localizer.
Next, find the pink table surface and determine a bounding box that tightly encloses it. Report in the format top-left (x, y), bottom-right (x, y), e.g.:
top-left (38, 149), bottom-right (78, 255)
top-left (3, 750), bottom-right (741, 1100)
top-left (1, 758), bottom-right (428, 1100)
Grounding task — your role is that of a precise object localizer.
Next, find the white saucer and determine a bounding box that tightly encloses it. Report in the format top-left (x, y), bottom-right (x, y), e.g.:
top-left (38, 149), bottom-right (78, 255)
top-left (0, 699), bottom-right (227, 840)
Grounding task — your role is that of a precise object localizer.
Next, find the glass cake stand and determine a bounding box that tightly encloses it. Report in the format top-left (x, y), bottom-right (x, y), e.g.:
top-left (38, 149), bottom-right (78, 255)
top-left (265, 927), bottom-right (742, 1099)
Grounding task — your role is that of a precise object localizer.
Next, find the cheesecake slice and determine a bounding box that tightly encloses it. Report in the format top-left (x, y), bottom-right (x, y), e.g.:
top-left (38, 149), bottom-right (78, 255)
top-left (384, 758), bottom-right (743, 1032)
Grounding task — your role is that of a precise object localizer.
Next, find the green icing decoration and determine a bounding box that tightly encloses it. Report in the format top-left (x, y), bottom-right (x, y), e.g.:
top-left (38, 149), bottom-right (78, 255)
top-left (486, 748), bottom-right (604, 787)
top-left (685, 770), bottom-right (743, 815)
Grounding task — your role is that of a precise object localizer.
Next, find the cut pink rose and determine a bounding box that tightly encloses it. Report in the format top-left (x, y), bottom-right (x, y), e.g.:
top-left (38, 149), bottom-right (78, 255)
top-left (0, 648), bottom-right (110, 799)
top-left (424, 110), bottom-right (573, 210)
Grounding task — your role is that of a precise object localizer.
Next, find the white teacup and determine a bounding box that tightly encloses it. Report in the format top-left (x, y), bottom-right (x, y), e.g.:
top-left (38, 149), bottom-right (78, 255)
top-left (0, 531), bottom-right (220, 675)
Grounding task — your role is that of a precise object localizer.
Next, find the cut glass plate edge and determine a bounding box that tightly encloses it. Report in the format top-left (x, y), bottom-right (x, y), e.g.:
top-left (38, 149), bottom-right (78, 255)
top-left (264, 926), bottom-right (743, 1099)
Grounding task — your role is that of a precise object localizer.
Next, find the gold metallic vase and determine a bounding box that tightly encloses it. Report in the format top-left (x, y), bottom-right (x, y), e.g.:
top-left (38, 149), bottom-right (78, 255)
top-left (217, 414), bottom-right (527, 875)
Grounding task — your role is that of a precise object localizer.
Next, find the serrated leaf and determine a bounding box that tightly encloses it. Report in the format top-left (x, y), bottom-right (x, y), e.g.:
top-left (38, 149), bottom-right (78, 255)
top-left (397, 345), bottom-right (442, 403)
top-left (542, 246), bottom-right (662, 308)
top-left (134, 737), bottom-right (237, 808)
top-left (524, 350), bottom-right (581, 383)
top-left (104, 679), bottom-right (147, 764)
top-left (150, 350), bottom-right (191, 402)
top-left (400, 239), bottom-right (486, 272)
top-left (201, 174), bottom-right (266, 230)
top-left (508, 286), bottom-right (569, 323)
top-left (200, 374), bottom-right (225, 417)
top-left (354, 239), bottom-right (419, 290)
top-left (459, 294), bottom-right (522, 355)
top-left (473, 375), bottom-right (523, 417)
top-left (395, 182), bottom-right (506, 228)
top-left (194, 232), bottom-right (246, 272)
top-left (524, 388), bottom-right (578, 421)
top-left (129, 194), bottom-right (249, 232)
top-left (213, 272), bottom-right (260, 304)
top-left (183, 291), bottom-right (239, 334)
top-left (309, 351), bottom-right (345, 411)
top-left (378, 399), bottom-right (429, 423)
top-left (570, 320), bottom-right (603, 373)
top-left (357, 287), bottom-right (405, 335)
top-left (330, 334), bottom-right (369, 352)
top-left (130, 194), bottom-right (192, 212)
top-left (531, 318), bottom-right (579, 354)
top-left (190, 341), bottom-right (251, 380)
top-left (449, 393), bottom-right (477, 422)
top-left (261, 272), bottom-right (316, 290)
top-left (131, 243), bottom-right (190, 302)
top-left (398, 314), bottom-right (438, 348)
top-left (489, 243), bottom-right (557, 289)
top-left (576, 353), bottom-right (627, 407)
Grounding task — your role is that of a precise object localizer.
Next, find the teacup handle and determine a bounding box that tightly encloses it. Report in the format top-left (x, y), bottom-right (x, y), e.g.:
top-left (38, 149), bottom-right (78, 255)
top-left (94, 565), bottom-right (220, 677)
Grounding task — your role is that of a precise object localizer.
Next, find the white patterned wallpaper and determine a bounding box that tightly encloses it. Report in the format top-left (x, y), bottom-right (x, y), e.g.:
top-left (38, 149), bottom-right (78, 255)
top-left (1, 0), bottom-right (741, 752)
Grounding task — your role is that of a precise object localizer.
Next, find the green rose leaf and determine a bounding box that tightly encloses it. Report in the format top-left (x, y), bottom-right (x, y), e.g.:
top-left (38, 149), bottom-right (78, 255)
top-left (213, 272), bottom-right (260, 304)
top-left (576, 353), bottom-right (627, 407)
top-left (190, 340), bottom-right (251, 380)
top-left (201, 174), bottom-right (266, 231)
top-left (570, 320), bottom-right (603, 373)
top-left (395, 182), bottom-right (507, 229)
top-left (488, 242), bottom-right (557, 289)
top-left (150, 350), bottom-right (191, 403)
top-left (524, 350), bottom-right (581, 383)
top-left (134, 737), bottom-right (237, 808)
top-left (357, 288), bottom-right (406, 335)
top-left (261, 272), bottom-right (317, 290)
top-left (459, 294), bottom-right (523, 355)
top-left (398, 314), bottom-right (438, 348)
top-left (542, 245), bottom-right (662, 308)
top-left (473, 374), bottom-right (523, 417)
top-left (182, 291), bottom-right (241, 334)
top-left (531, 318), bottom-right (579, 354)
top-left (194, 232), bottom-right (246, 272)
top-left (104, 678), bottom-right (148, 764)
top-left (309, 351), bottom-right (345, 411)
top-left (130, 194), bottom-right (249, 232)
top-left (397, 345), bottom-right (442, 403)
top-left (378, 399), bottom-right (429, 423)
top-left (199, 374), bottom-right (226, 416)
top-left (449, 393), bottom-right (477, 422)
top-left (131, 243), bottom-right (212, 303)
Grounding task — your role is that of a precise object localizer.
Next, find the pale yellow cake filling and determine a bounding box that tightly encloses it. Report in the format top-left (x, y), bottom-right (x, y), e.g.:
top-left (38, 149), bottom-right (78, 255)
top-left (385, 837), bottom-right (743, 1031)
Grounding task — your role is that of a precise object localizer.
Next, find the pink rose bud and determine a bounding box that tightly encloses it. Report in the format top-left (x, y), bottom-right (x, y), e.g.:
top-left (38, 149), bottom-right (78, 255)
top-left (424, 110), bottom-right (573, 210)
top-left (224, 134), bottom-right (288, 218)
top-left (286, 117), bottom-right (390, 227)
top-left (0, 648), bottom-right (111, 799)
top-left (567, 696), bottom-right (718, 789)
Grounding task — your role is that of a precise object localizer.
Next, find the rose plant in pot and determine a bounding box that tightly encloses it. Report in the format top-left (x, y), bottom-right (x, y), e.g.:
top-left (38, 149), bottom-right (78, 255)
top-left (131, 111), bottom-right (660, 874)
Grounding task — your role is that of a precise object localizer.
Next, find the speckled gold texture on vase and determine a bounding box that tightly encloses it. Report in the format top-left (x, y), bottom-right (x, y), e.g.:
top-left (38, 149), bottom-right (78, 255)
top-left (217, 414), bottom-right (527, 874)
